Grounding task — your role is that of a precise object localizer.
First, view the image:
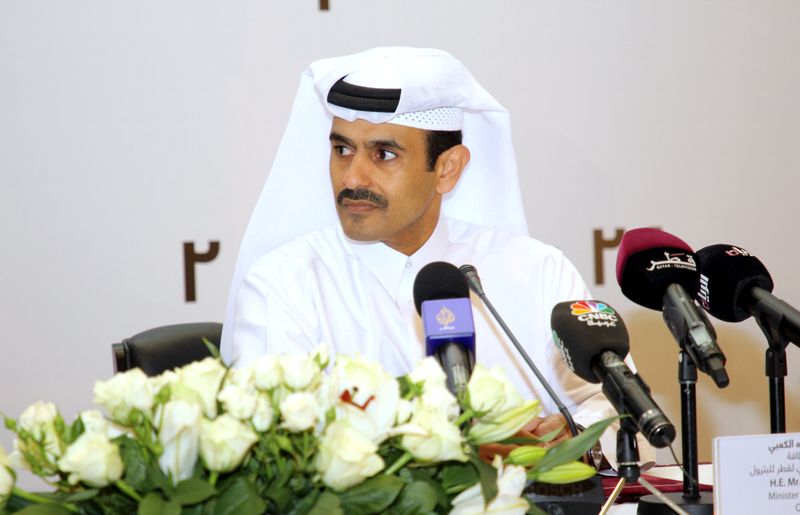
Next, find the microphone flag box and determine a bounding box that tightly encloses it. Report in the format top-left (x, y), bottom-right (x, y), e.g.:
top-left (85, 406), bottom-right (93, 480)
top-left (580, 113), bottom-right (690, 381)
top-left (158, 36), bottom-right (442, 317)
top-left (713, 431), bottom-right (800, 514)
top-left (420, 298), bottom-right (475, 355)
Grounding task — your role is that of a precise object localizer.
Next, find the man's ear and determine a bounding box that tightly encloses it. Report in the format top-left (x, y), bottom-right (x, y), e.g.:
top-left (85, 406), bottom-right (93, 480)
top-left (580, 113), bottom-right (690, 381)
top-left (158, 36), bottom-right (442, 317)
top-left (435, 144), bottom-right (471, 194)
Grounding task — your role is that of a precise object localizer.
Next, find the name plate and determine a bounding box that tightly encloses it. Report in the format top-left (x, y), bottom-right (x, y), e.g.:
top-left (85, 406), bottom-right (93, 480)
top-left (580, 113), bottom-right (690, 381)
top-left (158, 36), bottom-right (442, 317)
top-left (713, 432), bottom-right (800, 514)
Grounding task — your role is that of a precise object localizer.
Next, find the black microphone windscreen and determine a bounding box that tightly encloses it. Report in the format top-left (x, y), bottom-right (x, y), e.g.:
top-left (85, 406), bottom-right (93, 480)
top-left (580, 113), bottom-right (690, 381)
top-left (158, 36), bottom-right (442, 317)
top-left (550, 300), bottom-right (630, 383)
top-left (413, 261), bottom-right (470, 315)
top-left (616, 228), bottom-right (699, 311)
top-left (696, 244), bottom-right (774, 322)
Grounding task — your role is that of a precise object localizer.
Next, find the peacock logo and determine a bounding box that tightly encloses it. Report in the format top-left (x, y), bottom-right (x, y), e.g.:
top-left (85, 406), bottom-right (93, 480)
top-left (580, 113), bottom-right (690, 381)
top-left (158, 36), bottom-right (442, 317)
top-left (570, 301), bottom-right (618, 327)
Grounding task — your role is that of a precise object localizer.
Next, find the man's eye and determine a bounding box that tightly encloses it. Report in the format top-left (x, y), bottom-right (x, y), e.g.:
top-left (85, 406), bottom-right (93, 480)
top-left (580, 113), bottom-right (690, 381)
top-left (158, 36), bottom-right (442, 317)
top-left (377, 149), bottom-right (397, 161)
top-left (334, 145), bottom-right (353, 156)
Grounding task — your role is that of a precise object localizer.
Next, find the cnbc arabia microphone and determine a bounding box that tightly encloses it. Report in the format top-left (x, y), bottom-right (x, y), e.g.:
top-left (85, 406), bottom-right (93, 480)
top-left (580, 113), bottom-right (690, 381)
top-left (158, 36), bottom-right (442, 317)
top-left (413, 262), bottom-right (475, 396)
top-left (460, 264), bottom-right (579, 437)
top-left (551, 300), bottom-right (676, 448)
top-left (616, 228), bottom-right (729, 388)
top-left (695, 244), bottom-right (800, 345)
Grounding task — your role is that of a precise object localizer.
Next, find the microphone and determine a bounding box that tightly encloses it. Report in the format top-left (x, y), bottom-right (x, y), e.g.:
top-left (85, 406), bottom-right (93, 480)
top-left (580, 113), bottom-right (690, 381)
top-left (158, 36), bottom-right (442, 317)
top-left (616, 228), bottom-right (729, 388)
top-left (413, 262), bottom-right (476, 396)
top-left (696, 244), bottom-right (800, 345)
top-left (551, 300), bottom-right (676, 448)
top-left (459, 264), bottom-right (579, 437)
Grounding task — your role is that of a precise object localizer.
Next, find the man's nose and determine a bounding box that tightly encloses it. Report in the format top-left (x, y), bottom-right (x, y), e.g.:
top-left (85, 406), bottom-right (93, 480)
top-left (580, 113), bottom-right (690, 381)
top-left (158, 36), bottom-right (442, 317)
top-left (342, 153), bottom-right (372, 190)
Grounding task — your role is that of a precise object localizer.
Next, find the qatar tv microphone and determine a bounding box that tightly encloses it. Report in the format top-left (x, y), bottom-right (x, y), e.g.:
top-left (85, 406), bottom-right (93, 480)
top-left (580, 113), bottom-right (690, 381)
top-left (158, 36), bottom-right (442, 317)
top-left (616, 228), bottom-right (729, 388)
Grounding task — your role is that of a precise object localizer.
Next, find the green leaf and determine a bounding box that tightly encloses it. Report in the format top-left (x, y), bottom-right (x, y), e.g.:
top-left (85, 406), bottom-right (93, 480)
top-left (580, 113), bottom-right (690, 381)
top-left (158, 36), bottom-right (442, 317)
top-left (12, 506), bottom-right (72, 515)
top-left (63, 489), bottom-right (99, 502)
top-left (468, 452), bottom-right (498, 508)
top-left (4, 416), bottom-right (17, 431)
top-left (339, 475), bottom-right (404, 514)
top-left (202, 338), bottom-right (221, 359)
top-left (389, 480), bottom-right (439, 515)
top-left (263, 484), bottom-right (292, 512)
top-left (499, 425), bottom-right (563, 446)
top-left (438, 462), bottom-right (478, 493)
top-left (171, 477), bottom-right (216, 506)
top-left (529, 416), bottom-right (619, 474)
top-left (138, 493), bottom-right (182, 515)
top-left (286, 488), bottom-right (321, 515)
top-left (118, 436), bottom-right (168, 494)
top-left (91, 490), bottom-right (138, 514)
top-left (213, 476), bottom-right (266, 515)
top-left (308, 491), bottom-right (343, 515)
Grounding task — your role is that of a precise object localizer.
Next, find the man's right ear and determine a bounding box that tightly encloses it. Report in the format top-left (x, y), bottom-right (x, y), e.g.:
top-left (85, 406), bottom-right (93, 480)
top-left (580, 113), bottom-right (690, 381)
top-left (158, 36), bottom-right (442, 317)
top-left (435, 144), bottom-right (471, 195)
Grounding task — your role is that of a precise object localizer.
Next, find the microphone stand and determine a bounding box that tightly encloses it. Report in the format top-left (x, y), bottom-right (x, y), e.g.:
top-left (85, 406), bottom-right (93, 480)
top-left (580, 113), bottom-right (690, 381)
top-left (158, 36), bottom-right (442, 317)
top-left (637, 351), bottom-right (713, 514)
top-left (460, 266), bottom-right (604, 511)
top-left (750, 288), bottom-right (793, 433)
top-left (600, 414), bottom-right (689, 515)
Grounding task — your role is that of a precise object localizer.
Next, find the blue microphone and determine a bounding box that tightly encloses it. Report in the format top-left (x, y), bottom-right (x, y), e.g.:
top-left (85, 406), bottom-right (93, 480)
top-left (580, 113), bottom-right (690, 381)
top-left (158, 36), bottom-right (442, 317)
top-left (413, 261), bottom-right (475, 396)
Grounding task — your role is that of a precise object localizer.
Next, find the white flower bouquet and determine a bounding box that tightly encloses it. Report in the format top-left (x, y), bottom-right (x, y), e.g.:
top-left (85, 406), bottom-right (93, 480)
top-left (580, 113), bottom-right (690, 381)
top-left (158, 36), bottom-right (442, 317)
top-left (1, 345), bottom-right (613, 514)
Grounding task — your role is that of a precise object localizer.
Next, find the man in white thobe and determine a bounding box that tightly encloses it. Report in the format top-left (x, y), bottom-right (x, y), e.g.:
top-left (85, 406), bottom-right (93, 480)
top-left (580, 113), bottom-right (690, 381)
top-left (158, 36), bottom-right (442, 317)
top-left (221, 47), bottom-right (654, 463)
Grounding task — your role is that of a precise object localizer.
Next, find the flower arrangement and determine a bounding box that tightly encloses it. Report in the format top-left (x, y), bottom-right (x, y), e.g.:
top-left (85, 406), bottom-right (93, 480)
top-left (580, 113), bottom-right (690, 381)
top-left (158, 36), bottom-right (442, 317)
top-left (1, 346), bottom-right (612, 514)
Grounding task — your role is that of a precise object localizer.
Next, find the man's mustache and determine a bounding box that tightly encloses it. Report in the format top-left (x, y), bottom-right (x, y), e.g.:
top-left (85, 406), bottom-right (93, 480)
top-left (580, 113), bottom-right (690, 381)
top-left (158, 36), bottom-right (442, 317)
top-left (337, 188), bottom-right (388, 208)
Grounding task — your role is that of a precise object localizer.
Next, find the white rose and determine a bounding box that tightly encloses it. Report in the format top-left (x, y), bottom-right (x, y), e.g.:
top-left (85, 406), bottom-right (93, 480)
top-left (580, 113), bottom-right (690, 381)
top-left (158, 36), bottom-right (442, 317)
top-left (156, 400), bottom-right (201, 484)
top-left (79, 410), bottom-right (127, 439)
top-left (315, 420), bottom-right (384, 491)
top-left (400, 406), bottom-right (467, 462)
top-left (279, 392), bottom-right (319, 432)
top-left (0, 445), bottom-right (14, 508)
top-left (199, 414), bottom-right (258, 473)
top-left (8, 440), bottom-right (27, 471)
top-left (57, 432), bottom-right (124, 488)
top-left (251, 354), bottom-right (282, 390)
top-left (279, 354), bottom-right (320, 390)
top-left (327, 356), bottom-right (400, 442)
top-left (419, 383), bottom-right (460, 422)
top-left (171, 358), bottom-right (227, 418)
top-left (395, 399), bottom-right (413, 425)
top-left (18, 401), bottom-right (63, 460)
top-left (93, 369), bottom-right (156, 422)
top-left (408, 357), bottom-right (448, 388)
top-left (217, 368), bottom-right (259, 420)
top-left (19, 401), bottom-right (58, 438)
top-left (450, 455), bottom-right (528, 515)
top-left (466, 364), bottom-right (524, 420)
top-left (150, 370), bottom-right (178, 395)
top-left (252, 394), bottom-right (275, 432)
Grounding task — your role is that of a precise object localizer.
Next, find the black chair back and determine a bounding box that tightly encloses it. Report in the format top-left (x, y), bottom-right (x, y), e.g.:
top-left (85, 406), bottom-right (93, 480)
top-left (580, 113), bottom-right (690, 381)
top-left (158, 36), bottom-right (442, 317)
top-left (112, 322), bottom-right (222, 376)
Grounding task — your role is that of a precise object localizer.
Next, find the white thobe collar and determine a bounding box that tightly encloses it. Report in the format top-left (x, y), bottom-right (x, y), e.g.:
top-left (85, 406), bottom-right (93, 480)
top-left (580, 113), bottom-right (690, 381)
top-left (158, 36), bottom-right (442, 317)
top-left (344, 217), bottom-right (450, 302)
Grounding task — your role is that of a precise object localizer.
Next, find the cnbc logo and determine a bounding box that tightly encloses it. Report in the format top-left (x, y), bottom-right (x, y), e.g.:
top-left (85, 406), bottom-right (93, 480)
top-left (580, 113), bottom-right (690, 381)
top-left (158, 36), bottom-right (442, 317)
top-left (570, 301), bottom-right (618, 327)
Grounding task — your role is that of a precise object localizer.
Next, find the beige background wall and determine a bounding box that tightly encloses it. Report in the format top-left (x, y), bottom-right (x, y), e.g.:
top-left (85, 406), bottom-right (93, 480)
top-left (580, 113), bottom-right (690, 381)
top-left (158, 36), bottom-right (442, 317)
top-left (2, 1), bottom-right (798, 480)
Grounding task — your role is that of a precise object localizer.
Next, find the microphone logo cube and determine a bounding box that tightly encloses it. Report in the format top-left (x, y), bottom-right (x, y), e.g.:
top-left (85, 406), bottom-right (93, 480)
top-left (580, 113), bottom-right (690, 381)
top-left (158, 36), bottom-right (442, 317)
top-left (421, 298), bottom-right (475, 355)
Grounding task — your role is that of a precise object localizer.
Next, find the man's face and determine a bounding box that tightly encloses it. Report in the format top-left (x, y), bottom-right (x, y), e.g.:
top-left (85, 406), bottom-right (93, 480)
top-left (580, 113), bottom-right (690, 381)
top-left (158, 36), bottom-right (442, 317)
top-left (329, 117), bottom-right (441, 255)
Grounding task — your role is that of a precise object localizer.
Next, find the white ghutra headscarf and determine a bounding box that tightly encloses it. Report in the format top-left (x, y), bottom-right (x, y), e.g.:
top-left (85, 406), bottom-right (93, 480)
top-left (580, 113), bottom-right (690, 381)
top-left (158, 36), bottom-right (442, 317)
top-left (221, 47), bottom-right (529, 355)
